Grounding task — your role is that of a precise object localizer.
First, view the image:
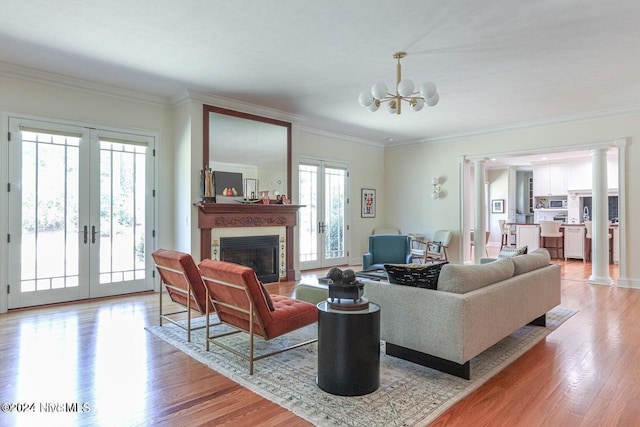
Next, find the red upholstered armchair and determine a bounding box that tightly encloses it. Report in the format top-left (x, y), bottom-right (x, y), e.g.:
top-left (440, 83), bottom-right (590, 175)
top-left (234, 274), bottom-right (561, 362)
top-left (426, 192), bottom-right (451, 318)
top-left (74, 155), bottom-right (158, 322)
top-left (198, 259), bottom-right (318, 374)
top-left (152, 249), bottom-right (215, 343)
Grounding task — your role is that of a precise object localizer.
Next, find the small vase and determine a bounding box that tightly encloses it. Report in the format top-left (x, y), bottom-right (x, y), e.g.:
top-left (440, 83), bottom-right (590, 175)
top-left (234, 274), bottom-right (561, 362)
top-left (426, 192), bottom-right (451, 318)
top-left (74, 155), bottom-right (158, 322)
top-left (259, 190), bottom-right (270, 204)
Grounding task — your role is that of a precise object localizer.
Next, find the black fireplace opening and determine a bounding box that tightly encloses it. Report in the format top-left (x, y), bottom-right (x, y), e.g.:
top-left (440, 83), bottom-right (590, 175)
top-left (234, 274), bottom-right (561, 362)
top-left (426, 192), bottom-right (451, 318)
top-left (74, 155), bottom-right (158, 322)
top-left (220, 235), bottom-right (279, 283)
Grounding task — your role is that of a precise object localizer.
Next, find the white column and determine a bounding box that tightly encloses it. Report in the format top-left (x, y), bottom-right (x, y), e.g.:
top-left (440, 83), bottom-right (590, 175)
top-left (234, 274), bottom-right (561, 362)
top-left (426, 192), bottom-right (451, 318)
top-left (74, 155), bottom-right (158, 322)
top-left (615, 139), bottom-right (631, 287)
top-left (473, 159), bottom-right (486, 264)
top-left (588, 147), bottom-right (613, 285)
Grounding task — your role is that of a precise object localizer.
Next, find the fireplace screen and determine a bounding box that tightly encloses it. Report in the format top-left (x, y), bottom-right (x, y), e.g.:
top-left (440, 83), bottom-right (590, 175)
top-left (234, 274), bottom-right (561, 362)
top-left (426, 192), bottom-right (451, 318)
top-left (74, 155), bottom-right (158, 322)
top-left (220, 235), bottom-right (279, 283)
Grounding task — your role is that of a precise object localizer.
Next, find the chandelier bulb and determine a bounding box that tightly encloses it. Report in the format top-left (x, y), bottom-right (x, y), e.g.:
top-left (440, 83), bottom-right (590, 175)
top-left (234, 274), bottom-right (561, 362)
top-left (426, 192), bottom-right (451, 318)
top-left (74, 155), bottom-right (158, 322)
top-left (425, 92), bottom-right (440, 107)
top-left (386, 100), bottom-right (397, 114)
top-left (420, 82), bottom-right (437, 100)
top-left (410, 98), bottom-right (424, 111)
top-left (397, 79), bottom-right (415, 97)
top-left (358, 91), bottom-right (374, 107)
top-left (371, 82), bottom-right (388, 100)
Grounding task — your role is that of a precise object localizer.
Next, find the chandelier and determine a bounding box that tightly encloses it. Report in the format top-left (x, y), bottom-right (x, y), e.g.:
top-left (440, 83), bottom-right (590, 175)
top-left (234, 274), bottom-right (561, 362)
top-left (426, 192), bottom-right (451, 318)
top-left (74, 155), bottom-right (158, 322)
top-left (358, 52), bottom-right (439, 114)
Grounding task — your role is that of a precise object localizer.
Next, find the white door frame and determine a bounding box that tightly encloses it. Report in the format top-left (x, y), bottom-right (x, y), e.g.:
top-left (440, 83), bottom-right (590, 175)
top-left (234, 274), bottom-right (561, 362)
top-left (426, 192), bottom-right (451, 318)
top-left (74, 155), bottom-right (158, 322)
top-left (5, 115), bottom-right (156, 308)
top-left (298, 157), bottom-right (350, 270)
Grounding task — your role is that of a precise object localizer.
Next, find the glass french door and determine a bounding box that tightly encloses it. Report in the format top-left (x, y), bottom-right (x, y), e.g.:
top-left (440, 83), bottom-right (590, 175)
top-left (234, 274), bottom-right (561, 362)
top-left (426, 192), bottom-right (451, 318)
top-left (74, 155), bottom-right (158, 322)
top-left (298, 159), bottom-right (349, 270)
top-left (7, 118), bottom-right (154, 308)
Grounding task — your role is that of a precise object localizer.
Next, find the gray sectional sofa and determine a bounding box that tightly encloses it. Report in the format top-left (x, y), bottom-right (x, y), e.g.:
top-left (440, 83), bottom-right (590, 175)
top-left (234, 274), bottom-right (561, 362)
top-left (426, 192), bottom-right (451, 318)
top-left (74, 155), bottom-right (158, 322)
top-left (362, 248), bottom-right (561, 379)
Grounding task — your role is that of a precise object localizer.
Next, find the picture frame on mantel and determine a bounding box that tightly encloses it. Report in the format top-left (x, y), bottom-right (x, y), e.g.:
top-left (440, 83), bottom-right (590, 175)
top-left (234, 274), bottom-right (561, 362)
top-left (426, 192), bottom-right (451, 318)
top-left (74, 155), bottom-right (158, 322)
top-left (492, 199), bottom-right (505, 213)
top-left (361, 188), bottom-right (376, 218)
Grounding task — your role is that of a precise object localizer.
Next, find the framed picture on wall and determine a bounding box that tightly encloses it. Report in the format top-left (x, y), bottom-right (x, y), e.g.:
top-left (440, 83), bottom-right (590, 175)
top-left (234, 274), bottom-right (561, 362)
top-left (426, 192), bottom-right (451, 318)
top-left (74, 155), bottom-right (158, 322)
top-left (492, 199), bottom-right (505, 213)
top-left (361, 188), bottom-right (376, 218)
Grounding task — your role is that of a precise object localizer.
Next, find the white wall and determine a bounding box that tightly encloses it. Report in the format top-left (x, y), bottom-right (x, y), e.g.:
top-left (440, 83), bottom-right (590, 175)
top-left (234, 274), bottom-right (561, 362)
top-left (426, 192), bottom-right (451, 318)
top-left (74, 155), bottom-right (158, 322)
top-left (0, 74), bottom-right (175, 313)
top-left (384, 113), bottom-right (639, 287)
top-left (385, 142), bottom-right (464, 259)
top-left (173, 100), bottom-right (193, 253)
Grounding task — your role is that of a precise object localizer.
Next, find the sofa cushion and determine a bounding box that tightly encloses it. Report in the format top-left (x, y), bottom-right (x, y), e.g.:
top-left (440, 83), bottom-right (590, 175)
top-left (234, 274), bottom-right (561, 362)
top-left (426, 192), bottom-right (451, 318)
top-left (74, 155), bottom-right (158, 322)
top-left (437, 258), bottom-right (515, 294)
top-left (384, 262), bottom-right (447, 289)
top-left (512, 248), bottom-right (551, 275)
top-left (497, 245), bottom-right (528, 259)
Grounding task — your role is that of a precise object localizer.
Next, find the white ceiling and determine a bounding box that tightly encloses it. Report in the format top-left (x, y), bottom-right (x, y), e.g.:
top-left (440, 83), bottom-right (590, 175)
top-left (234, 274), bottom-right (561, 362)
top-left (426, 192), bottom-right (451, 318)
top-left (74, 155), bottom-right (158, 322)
top-left (2, 1), bottom-right (640, 145)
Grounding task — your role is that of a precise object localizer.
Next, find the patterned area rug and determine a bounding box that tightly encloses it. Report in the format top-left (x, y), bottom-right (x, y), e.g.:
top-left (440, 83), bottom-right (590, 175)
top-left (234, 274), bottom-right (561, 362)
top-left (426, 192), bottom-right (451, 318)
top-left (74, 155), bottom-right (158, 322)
top-left (146, 306), bottom-right (576, 426)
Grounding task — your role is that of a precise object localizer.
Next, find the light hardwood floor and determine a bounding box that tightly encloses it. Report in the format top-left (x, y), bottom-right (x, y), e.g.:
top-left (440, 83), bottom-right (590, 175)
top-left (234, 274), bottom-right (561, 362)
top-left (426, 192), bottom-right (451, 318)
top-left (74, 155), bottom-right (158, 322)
top-left (0, 259), bottom-right (636, 426)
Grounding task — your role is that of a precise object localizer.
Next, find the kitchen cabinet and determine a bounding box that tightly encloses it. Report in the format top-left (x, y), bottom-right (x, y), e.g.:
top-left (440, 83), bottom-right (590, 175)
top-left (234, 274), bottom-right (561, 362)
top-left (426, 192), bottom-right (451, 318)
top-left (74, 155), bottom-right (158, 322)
top-left (568, 158), bottom-right (591, 191)
top-left (516, 225), bottom-right (540, 251)
top-left (567, 156), bottom-right (619, 191)
top-left (564, 226), bottom-right (585, 260)
top-left (533, 163), bottom-right (568, 196)
top-left (608, 156), bottom-right (618, 190)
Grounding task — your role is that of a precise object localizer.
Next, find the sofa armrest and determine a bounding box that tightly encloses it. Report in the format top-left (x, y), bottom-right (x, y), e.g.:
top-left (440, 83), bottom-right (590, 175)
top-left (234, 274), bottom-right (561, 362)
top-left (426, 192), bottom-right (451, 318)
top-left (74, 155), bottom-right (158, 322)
top-left (362, 253), bottom-right (373, 270)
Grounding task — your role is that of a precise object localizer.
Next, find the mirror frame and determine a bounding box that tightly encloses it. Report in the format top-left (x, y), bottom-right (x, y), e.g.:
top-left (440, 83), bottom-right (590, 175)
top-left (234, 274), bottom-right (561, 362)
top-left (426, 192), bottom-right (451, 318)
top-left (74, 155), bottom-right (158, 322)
top-left (203, 104), bottom-right (292, 201)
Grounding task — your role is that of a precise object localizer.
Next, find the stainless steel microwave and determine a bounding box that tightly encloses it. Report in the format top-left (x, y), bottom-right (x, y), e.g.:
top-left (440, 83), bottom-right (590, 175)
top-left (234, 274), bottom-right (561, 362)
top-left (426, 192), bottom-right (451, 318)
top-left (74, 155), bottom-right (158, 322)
top-left (549, 200), bottom-right (567, 208)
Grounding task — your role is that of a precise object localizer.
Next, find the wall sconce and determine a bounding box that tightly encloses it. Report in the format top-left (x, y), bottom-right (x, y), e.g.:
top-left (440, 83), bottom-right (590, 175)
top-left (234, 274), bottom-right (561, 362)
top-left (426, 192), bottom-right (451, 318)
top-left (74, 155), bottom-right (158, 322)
top-left (431, 177), bottom-right (441, 199)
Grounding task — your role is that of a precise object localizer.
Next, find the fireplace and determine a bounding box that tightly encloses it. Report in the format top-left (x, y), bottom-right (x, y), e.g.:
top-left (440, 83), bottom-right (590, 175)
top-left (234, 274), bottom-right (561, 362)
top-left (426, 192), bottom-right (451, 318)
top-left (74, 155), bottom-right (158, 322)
top-left (220, 235), bottom-right (279, 283)
top-left (197, 203), bottom-right (301, 280)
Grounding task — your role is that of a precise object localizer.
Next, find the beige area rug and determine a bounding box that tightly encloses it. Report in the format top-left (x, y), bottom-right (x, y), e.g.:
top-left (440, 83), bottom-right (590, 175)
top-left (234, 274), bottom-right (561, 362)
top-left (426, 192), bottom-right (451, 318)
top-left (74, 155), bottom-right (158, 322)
top-left (146, 306), bottom-right (576, 426)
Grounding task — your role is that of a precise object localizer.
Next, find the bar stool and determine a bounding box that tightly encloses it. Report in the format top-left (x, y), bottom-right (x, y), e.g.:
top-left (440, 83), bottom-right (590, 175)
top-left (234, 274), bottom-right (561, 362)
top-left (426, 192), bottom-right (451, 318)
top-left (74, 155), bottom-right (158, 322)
top-left (539, 221), bottom-right (564, 259)
top-left (584, 221), bottom-right (612, 263)
top-left (499, 220), bottom-right (508, 250)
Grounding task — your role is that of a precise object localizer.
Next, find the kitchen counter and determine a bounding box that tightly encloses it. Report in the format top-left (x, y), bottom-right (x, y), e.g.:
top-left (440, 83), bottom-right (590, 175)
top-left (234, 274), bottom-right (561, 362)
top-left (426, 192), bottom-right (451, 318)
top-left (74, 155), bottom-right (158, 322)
top-left (506, 222), bottom-right (619, 262)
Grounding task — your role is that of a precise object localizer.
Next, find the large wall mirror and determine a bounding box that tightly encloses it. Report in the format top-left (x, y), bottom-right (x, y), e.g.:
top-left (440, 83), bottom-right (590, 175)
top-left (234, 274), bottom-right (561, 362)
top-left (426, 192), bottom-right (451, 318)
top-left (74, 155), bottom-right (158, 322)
top-left (203, 105), bottom-right (292, 201)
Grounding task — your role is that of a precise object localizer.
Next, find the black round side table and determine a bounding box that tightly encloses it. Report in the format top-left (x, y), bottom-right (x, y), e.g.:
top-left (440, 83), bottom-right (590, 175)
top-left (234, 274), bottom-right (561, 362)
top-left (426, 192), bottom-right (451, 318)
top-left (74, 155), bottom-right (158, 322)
top-left (316, 300), bottom-right (380, 396)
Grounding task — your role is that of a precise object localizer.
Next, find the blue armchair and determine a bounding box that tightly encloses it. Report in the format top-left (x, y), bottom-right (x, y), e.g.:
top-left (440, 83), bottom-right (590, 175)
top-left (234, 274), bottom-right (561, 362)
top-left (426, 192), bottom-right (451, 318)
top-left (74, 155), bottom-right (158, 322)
top-left (362, 234), bottom-right (412, 271)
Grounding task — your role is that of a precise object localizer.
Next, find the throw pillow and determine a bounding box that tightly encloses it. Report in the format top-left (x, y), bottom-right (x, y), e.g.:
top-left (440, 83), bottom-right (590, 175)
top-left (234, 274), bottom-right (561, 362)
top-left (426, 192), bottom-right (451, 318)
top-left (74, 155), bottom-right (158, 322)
top-left (497, 245), bottom-right (528, 259)
top-left (512, 248), bottom-right (551, 275)
top-left (259, 281), bottom-right (275, 311)
top-left (384, 262), bottom-right (447, 289)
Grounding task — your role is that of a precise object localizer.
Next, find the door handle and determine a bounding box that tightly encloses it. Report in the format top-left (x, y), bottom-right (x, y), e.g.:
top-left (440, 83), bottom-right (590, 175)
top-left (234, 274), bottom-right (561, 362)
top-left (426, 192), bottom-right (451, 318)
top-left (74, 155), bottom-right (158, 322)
top-left (83, 225), bottom-right (88, 244)
top-left (318, 222), bottom-right (326, 234)
top-left (92, 225), bottom-right (97, 244)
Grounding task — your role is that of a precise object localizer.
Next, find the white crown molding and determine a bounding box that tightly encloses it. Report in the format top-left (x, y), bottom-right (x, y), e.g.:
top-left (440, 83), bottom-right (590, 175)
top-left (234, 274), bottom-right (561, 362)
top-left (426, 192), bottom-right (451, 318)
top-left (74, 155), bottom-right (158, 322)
top-left (393, 103), bottom-right (640, 147)
top-left (6, 61), bottom-right (638, 148)
top-left (0, 61), bottom-right (171, 107)
top-left (184, 90), bottom-right (306, 124)
top-left (299, 126), bottom-right (385, 148)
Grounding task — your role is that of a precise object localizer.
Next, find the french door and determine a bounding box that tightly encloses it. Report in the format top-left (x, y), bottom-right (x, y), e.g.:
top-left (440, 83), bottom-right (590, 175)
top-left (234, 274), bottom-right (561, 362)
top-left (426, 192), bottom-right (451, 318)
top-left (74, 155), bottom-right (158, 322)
top-left (7, 118), bottom-right (154, 308)
top-left (298, 159), bottom-right (349, 270)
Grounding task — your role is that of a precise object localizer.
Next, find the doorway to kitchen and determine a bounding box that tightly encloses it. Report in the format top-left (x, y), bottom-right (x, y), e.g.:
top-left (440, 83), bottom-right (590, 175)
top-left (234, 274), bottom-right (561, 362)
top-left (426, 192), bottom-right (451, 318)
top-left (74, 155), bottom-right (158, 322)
top-left (463, 142), bottom-right (627, 283)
